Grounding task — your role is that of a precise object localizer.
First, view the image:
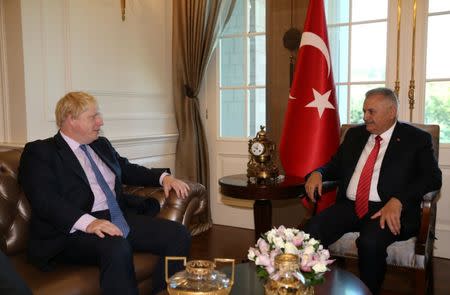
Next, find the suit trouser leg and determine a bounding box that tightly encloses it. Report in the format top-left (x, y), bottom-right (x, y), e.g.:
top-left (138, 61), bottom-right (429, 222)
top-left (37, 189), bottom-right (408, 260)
top-left (57, 231), bottom-right (138, 295)
top-left (304, 199), bottom-right (360, 247)
top-left (0, 251), bottom-right (33, 295)
top-left (126, 213), bottom-right (192, 295)
top-left (304, 199), bottom-right (401, 295)
top-left (357, 217), bottom-right (398, 295)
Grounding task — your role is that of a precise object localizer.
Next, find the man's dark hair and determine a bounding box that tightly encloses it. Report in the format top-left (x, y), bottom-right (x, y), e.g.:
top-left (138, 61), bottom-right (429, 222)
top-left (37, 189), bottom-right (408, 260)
top-left (365, 87), bottom-right (398, 107)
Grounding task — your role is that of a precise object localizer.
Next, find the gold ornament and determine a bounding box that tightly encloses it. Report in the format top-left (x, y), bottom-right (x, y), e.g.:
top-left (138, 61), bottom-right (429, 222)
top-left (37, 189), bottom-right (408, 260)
top-left (264, 254), bottom-right (314, 295)
top-left (165, 257), bottom-right (235, 295)
top-left (247, 126), bottom-right (279, 183)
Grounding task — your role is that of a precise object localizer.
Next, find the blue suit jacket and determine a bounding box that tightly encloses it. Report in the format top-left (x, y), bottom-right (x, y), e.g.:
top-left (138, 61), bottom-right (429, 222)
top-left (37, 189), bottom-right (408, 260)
top-left (19, 132), bottom-right (167, 269)
top-left (316, 122), bottom-right (442, 234)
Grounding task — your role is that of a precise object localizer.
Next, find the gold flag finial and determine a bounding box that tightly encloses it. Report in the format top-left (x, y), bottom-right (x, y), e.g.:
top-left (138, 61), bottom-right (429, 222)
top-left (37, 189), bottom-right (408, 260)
top-left (121, 0), bottom-right (126, 21)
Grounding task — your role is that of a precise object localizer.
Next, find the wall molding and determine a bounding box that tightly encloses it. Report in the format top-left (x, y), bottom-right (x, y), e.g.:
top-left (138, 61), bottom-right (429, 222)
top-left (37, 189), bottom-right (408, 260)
top-left (110, 133), bottom-right (178, 160)
top-left (0, 133), bottom-right (178, 152)
top-left (0, 0), bottom-right (10, 142)
top-left (109, 133), bottom-right (178, 146)
top-left (86, 90), bottom-right (163, 99)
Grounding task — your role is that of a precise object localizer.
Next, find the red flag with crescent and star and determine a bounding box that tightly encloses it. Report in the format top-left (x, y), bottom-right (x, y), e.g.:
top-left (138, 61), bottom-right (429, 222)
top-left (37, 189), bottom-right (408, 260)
top-left (279, 0), bottom-right (340, 213)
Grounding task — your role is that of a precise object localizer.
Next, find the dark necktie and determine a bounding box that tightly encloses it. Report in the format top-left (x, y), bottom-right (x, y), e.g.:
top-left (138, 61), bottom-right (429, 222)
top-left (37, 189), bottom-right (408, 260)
top-left (355, 135), bottom-right (382, 218)
top-left (80, 144), bottom-right (130, 237)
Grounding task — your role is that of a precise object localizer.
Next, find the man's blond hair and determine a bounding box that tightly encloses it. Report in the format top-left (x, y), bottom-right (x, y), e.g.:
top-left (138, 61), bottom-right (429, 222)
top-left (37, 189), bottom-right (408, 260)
top-left (55, 92), bottom-right (97, 128)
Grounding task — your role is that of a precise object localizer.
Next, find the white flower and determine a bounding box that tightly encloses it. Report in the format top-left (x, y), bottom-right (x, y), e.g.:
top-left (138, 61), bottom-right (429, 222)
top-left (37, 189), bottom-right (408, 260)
top-left (247, 247), bottom-right (257, 261)
top-left (307, 238), bottom-right (319, 246)
top-left (303, 245), bottom-right (315, 255)
top-left (284, 228), bottom-right (296, 240)
top-left (284, 242), bottom-right (298, 255)
top-left (266, 229), bottom-right (277, 243)
top-left (312, 262), bottom-right (328, 273)
top-left (273, 236), bottom-right (285, 249)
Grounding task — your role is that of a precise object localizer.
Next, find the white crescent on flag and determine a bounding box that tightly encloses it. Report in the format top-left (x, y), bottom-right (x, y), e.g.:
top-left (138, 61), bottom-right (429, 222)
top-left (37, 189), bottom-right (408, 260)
top-left (289, 32), bottom-right (332, 100)
top-left (299, 32), bottom-right (331, 77)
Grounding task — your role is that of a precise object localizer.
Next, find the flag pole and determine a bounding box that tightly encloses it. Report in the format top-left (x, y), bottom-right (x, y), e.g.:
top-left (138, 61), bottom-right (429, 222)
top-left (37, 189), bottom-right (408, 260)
top-left (408, 0), bottom-right (417, 122)
top-left (394, 0), bottom-right (402, 96)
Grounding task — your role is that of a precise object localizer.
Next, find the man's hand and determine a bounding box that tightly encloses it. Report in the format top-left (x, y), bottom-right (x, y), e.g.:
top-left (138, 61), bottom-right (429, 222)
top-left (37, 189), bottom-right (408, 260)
top-left (86, 219), bottom-right (123, 238)
top-left (371, 197), bottom-right (403, 235)
top-left (162, 175), bottom-right (190, 199)
top-left (305, 172), bottom-right (322, 202)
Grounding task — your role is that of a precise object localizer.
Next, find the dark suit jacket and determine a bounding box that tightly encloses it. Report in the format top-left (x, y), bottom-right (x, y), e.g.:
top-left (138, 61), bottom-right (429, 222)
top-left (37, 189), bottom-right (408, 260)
top-left (19, 132), bottom-right (168, 269)
top-left (315, 122), bottom-right (442, 234)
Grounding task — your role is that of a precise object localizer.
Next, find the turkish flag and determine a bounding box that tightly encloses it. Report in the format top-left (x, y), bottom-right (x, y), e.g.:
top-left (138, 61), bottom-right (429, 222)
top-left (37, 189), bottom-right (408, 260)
top-left (279, 0), bottom-right (340, 213)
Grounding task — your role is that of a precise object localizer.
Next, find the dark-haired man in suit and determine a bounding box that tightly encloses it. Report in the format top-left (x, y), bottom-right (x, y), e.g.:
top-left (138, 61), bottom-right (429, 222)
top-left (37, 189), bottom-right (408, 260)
top-left (19, 91), bottom-right (191, 295)
top-left (304, 87), bottom-right (442, 294)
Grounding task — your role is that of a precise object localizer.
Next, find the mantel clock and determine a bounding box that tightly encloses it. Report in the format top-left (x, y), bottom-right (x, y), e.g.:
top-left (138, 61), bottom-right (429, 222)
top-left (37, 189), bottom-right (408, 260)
top-left (247, 126), bottom-right (279, 183)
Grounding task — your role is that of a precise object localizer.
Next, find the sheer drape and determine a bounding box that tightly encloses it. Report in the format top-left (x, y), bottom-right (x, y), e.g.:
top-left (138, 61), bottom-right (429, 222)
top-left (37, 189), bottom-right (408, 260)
top-left (172, 0), bottom-right (235, 235)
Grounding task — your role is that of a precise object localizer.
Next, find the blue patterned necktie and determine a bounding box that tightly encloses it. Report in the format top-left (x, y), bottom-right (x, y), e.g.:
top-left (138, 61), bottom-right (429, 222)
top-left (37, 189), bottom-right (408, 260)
top-left (79, 144), bottom-right (130, 237)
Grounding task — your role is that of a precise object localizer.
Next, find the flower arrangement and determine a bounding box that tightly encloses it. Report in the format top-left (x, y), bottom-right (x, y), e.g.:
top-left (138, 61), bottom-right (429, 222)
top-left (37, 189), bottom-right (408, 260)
top-left (247, 226), bottom-right (334, 286)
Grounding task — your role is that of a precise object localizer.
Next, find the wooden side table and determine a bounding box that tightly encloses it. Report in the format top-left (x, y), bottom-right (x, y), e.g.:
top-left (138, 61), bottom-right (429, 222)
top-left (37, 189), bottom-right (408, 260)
top-left (218, 174), bottom-right (305, 241)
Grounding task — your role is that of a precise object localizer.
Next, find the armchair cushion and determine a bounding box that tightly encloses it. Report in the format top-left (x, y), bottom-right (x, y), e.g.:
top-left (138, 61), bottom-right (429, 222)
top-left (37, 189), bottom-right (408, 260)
top-left (329, 233), bottom-right (420, 268)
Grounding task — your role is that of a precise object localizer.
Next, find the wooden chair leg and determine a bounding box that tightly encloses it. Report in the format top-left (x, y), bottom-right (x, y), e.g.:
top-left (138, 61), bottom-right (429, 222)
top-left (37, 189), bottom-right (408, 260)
top-left (415, 269), bottom-right (427, 295)
top-left (428, 259), bottom-right (434, 295)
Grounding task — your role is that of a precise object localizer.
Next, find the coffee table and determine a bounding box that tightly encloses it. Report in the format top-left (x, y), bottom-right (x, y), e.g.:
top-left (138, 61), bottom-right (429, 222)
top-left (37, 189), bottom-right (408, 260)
top-left (221, 262), bottom-right (371, 295)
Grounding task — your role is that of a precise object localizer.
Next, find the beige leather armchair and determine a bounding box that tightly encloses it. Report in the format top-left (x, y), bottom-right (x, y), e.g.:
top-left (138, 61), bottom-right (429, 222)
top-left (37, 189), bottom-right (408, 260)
top-left (0, 148), bottom-right (207, 295)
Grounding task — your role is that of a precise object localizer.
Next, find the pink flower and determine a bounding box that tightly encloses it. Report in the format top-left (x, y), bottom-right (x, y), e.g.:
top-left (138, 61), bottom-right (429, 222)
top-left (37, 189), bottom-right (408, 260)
top-left (247, 226), bottom-right (334, 284)
top-left (255, 253), bottom-right (271, 267)
top-left (256, 238), bottom-right (270, 254)
top-left (292, 235), bottom-right (304, 247)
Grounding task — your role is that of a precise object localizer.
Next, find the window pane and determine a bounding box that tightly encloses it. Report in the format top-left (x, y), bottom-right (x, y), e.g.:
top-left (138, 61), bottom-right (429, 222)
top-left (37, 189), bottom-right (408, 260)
top-left (425, 82), bottom-right (450, 143)
top-left (249, 88), bottom-right (266, 136)
top-left (221, 89), bottom-right (246, 137)
top-left (220, 38), bottom-right (245, 86)
top-left (248, 35), bottom-right (266, 85)
top-left (223, 0), bottom-right (245, 35)
top-left (325, 0), bottom-right (349, 24)
top-left (349, 84), bottom-right (384, 123)
top-left (336, 85), bottom-right (348, 123)
top-left (351, 22), bottom-right (387, 81)
top-left (426, 15), bottom-right (450, 79)
top-left (429, 0), bottom-right (450, 13)
top-left (352, 0), bottom-right (387, 22)
top-left (329, 25), bottom-right (349, 83)
top-left (249, 0), bottom-right (265, 33)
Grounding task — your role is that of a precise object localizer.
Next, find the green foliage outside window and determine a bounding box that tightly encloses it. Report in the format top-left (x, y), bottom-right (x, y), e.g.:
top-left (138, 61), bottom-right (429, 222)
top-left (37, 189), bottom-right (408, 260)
top-left (425, 82), bottom-right (450, 143)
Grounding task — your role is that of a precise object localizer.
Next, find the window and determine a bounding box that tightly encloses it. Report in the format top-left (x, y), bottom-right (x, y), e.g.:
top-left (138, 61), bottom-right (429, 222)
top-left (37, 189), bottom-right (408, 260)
top-left (425, 0), bottom-right (450, 143)
top-left (219, 0), bottom-right (266, 138)
top-left (326, 0), bottom-right (450, 143)
top-left (325, 0), bottom-right (388, 124)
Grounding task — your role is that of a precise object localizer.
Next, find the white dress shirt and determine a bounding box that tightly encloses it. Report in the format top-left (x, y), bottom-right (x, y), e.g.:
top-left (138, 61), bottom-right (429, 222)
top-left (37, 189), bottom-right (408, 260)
top-left (61, 132), bottom-right (169, 233)
top-left (61, 132), bottom-right (115, 232)
top-left (346, 122), bottom-right (396, 202)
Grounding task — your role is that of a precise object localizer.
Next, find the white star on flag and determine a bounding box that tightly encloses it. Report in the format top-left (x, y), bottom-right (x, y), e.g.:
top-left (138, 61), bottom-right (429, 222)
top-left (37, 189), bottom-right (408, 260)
top-left (305, 88), bottom-right (335, 118)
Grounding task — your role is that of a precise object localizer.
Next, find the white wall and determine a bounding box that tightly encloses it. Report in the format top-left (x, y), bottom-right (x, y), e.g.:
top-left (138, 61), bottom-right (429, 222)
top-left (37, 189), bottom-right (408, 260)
top-left (0, 0), bottom-right (177, 170)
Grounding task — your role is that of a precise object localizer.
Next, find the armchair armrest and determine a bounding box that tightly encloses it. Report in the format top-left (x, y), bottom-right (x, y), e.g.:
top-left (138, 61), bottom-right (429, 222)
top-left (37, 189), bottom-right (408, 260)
top-left (416, 190), bottom-right (440, 255)
top-left (299, 180), bottom-right (339, 215)
top-left (122, 180), bottom-right (207, 232)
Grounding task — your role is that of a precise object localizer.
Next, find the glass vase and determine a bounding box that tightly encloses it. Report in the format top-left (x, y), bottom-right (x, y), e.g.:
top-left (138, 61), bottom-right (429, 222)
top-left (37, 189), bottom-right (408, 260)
top-left (264, 253), bottom-right (314, 295)
top-left (165, 257), bottom-right (235, 295)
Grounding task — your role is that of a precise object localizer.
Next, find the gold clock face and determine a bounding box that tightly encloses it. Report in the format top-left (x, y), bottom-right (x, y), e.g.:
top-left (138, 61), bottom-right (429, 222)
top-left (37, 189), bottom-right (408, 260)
top-left (250, 142), bottom-right (265, 156)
